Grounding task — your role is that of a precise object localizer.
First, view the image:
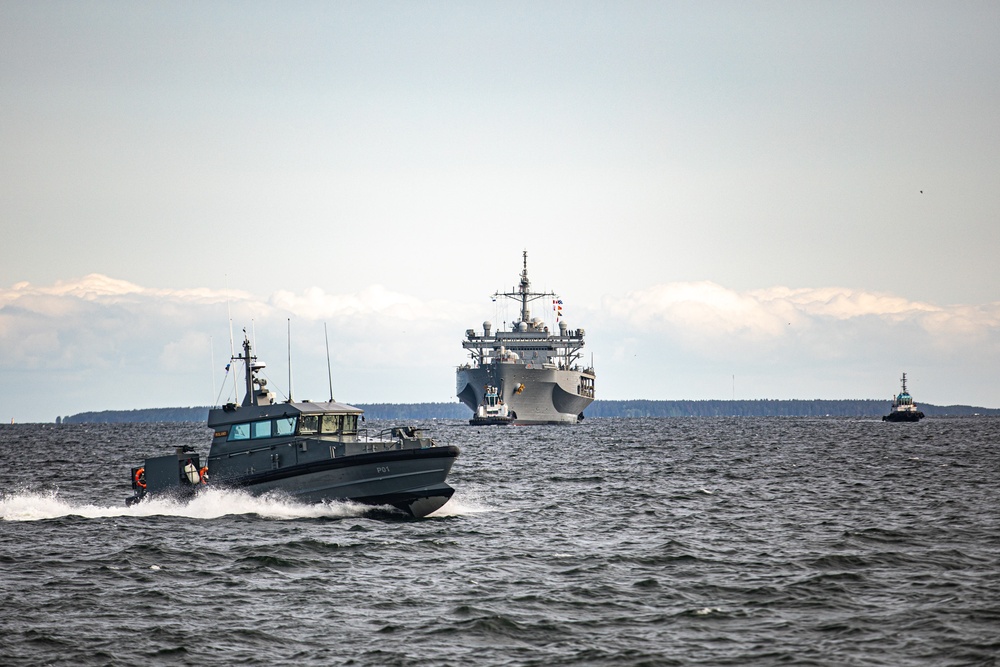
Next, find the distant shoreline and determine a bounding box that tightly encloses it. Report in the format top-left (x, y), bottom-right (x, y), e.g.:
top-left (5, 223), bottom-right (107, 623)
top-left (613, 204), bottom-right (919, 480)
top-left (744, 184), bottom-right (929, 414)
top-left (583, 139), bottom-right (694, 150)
top-left (51, 399), bottom-right (1000, 424)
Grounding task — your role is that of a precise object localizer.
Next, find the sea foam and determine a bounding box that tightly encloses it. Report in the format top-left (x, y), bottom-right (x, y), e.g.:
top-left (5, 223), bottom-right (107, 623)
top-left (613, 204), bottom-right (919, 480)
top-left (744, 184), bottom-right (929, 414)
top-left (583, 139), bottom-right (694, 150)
top-left (0, 488), bottom-right (372, 522)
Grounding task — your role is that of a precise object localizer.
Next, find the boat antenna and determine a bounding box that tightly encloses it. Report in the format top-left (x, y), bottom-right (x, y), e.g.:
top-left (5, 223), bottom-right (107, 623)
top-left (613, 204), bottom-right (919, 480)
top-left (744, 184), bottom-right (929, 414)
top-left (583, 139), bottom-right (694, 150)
top-left (226, 274), bottom-right (235, 357)
top-left (324, 322), bottom-right (334, 402)
top-left (210, 335), bottom-right (216, 406)
top-left (287, 318), bottom-right (294, 402)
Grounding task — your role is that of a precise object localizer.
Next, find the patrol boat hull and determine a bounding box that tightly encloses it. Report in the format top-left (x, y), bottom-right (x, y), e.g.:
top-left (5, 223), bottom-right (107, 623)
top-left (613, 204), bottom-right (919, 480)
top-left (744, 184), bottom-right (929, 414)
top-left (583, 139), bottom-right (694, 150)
top-left (130, 447), bottom-right (457, 518)
top-left (215, 444), bottom-right (458, 516)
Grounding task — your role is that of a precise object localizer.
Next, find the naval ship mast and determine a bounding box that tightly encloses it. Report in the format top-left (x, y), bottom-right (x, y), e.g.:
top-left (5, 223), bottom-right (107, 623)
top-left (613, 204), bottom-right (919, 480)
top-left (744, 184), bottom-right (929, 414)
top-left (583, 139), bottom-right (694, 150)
top-left (495, 250), bottom-right (557, 328)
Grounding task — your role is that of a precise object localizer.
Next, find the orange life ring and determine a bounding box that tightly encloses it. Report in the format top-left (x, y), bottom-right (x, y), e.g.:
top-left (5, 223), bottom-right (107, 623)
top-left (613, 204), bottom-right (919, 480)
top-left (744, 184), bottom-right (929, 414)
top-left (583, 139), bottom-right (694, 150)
top-left (134, 467), bottom-right (146, 489)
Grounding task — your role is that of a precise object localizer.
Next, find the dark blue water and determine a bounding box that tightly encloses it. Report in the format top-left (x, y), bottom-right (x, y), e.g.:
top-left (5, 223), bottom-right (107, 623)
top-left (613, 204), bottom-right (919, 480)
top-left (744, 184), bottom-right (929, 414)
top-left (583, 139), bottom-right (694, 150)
top-left (2, 418), bottom-right (998, 666)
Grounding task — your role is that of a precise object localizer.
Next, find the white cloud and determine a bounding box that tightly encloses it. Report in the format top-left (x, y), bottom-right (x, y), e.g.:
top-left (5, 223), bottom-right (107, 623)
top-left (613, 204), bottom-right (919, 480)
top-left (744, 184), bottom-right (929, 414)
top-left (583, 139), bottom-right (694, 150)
top-left (582, 281), bottom-right (1000, 406)
top-left (596, 282), bottom-right (999, 358)
top-left (1, 275), bottom-right (999, 421)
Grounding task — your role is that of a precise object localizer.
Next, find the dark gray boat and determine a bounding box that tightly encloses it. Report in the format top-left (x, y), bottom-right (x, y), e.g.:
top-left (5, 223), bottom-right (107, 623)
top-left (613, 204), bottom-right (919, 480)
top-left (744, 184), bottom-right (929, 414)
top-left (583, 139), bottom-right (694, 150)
top-left (127, 334), bottom-right (459, 518)
top-left (882, 372), bottom-right (925, 423)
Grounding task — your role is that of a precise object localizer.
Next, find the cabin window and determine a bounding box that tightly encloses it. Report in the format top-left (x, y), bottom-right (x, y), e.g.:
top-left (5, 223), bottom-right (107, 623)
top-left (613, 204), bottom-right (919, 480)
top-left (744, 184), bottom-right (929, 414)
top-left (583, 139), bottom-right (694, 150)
top-left (321, 414), bottom-right (343, 433)
top-left (298, 415), bottom-right (319, 435)
top-left (251, 420), bottom-right (272, 439)
top-left (228, 423), bottom-right (251, 441)
top-left (343, 414), bottom-right (358, 433)
top-left (275, 416), bottom-right (296, 436)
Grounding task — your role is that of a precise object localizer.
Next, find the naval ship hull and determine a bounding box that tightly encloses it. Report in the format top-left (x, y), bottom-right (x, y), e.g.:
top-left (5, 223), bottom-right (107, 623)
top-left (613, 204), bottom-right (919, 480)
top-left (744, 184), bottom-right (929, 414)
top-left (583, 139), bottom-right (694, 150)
top-left (457, 365), bottom-right (594, 425)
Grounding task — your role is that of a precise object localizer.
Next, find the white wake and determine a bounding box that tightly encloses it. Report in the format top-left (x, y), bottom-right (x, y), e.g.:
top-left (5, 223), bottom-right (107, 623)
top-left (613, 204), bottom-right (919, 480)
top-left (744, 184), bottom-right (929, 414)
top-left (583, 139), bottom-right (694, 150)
top-left (1, 488), bottom-right (484, 522)
top-left (0, 488), bottom-right (371, 522)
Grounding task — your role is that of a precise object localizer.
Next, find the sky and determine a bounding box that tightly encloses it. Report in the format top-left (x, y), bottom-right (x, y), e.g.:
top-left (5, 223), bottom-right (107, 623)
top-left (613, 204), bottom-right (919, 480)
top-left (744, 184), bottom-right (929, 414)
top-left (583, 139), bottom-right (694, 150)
top-left (1, 1), bottom-right (998, 422)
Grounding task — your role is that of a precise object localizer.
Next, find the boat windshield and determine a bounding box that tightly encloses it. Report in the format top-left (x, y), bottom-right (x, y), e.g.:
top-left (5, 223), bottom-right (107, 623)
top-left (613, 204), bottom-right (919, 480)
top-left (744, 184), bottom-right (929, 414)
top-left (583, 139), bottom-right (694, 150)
top-left (299, 413), bottom-right (358, 435)
top-left (228, 416), bottom-right (297, 441)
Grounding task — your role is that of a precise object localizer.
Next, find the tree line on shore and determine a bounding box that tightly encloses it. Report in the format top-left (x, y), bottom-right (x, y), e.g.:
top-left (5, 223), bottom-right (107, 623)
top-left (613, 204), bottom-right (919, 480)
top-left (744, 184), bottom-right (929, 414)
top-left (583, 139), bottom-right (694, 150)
top-left (55, 399), bottom-right (999, 424)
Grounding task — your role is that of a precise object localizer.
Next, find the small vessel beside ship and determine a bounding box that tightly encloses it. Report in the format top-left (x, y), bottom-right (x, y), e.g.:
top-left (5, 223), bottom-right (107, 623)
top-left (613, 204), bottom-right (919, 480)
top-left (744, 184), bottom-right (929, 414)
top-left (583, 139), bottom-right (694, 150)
top-left (883, 372), bottom-right (925, 422)
top-left (127, 334), bottom-right (459, 517)
top-left (469, 384), bottom-right (512, 426)
top-left (457, 252), bottom-right (596, 425)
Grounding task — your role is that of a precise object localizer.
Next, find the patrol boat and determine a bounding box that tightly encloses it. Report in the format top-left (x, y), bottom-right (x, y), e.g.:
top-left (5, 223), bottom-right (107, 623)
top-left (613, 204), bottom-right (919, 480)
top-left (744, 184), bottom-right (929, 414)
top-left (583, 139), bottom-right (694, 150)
top-left (883, 372), bottom-right (925, 422)
top-left (127, 334), bottom-right (459, 517)
top-left (457, 252), bottom-right (596, 425)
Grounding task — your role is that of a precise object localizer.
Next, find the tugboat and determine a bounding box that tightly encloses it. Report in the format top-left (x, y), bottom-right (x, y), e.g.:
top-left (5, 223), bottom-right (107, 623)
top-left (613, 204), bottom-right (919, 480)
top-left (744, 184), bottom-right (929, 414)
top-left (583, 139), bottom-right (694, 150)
top-left (469, 384), bottom-right (512, 426)
top-left (883, 372), bottom-right (925, 422)
top-left (127, 333), bottom-right (460, 518)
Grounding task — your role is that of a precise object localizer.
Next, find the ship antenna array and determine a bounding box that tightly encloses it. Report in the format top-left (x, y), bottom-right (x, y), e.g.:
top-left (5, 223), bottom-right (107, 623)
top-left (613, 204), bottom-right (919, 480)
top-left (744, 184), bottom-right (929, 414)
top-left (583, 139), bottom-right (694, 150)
top-left (492, 250), bottom-right (556, 324)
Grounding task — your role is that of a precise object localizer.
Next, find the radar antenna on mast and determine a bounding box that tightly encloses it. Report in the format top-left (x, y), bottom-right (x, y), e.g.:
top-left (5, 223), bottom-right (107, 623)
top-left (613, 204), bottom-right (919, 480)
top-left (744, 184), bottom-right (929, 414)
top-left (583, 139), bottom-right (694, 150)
top-left (492, 250), bottom-right (556, 327)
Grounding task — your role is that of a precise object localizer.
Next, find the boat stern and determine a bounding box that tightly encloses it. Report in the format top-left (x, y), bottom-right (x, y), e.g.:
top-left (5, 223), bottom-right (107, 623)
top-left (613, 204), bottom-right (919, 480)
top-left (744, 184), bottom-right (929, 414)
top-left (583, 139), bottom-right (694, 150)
top-left (127, 447), bottom-right (205, 506)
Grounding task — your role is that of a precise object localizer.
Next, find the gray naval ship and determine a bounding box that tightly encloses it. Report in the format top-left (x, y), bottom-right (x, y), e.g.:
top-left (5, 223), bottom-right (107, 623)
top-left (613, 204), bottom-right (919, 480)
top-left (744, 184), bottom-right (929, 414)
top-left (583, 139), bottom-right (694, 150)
top-left (127, 333), bottom-right (459, 518)
top-left (457, 252), bottom-right (596, 425)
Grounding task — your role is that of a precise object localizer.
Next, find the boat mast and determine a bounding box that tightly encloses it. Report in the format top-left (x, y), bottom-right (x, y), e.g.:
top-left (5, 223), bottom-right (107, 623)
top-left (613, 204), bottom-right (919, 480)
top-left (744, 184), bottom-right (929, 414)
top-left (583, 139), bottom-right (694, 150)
top-left (901, 372), bottom-right (908, 394)
top-left (238, 332), bottom-right (257, 407)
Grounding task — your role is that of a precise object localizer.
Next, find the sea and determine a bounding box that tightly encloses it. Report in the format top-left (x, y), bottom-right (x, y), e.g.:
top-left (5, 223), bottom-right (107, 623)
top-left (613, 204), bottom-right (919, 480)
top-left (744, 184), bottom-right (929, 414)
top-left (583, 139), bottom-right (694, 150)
top-left (1, 417), bottom-right (998, 666)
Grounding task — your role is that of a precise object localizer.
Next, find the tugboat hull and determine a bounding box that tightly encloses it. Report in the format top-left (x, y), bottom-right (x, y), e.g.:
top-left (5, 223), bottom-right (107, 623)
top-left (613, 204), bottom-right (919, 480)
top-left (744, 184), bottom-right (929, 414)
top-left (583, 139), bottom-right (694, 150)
top-left (883, 411), bottom-right (924, 422)
top-left (469, 416), bottom-right (513, 426)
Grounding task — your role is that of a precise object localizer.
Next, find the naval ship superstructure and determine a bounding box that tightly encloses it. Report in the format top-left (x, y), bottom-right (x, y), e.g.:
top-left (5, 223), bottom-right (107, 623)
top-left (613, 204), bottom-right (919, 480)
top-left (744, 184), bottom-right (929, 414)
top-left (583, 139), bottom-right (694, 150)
top-left (457, 252), bottom-right (595, 425)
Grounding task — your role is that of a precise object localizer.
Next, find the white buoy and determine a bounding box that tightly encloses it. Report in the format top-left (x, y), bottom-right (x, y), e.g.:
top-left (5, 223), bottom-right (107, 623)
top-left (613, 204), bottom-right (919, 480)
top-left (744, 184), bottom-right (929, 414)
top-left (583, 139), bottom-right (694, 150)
top-left (184, 462), bottom-right (201, 484)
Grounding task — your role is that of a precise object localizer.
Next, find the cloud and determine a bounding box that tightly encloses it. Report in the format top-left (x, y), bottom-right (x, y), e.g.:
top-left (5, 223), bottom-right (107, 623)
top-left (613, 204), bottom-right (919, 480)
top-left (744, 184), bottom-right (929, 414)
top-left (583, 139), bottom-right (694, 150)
top-left (594, 281), bottom-right (1000, 362)
top-left (0, 276), bottom-right (486, 420)
top-left (1, 275), bottom-right (999, 421)
top-left (573, 281), bottom-right (1000, 406)
top-left (0, 275), bottom-right (472, 370)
